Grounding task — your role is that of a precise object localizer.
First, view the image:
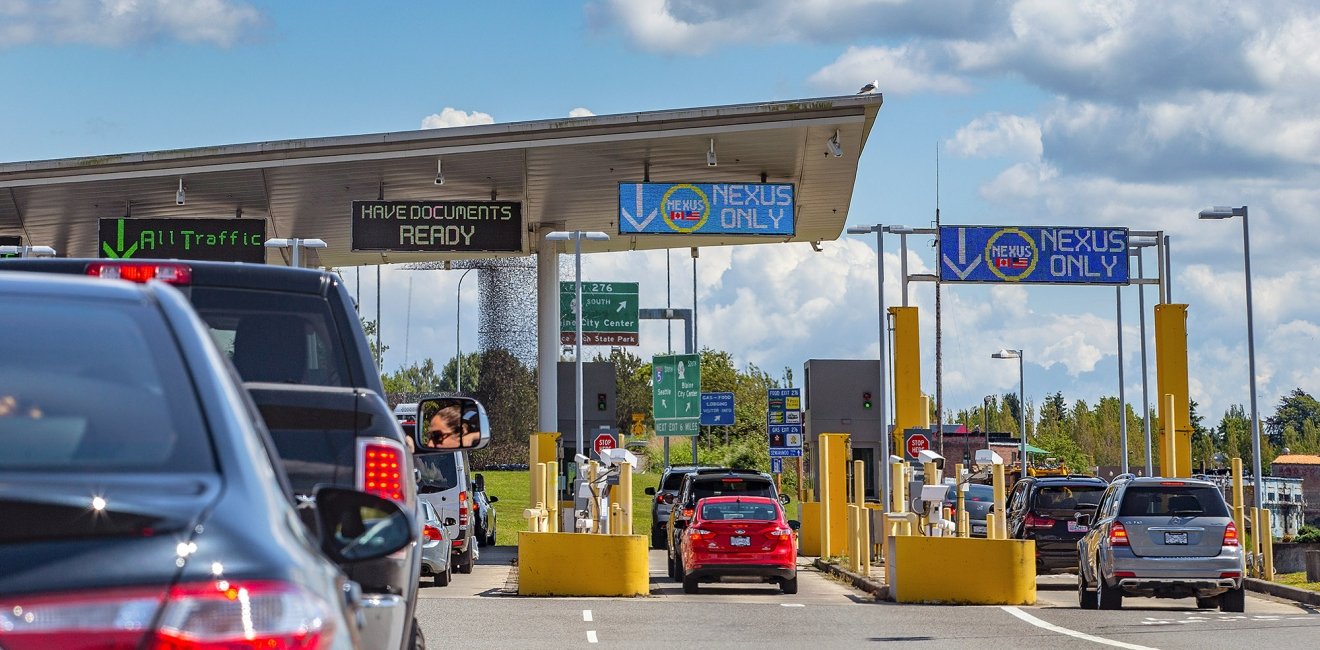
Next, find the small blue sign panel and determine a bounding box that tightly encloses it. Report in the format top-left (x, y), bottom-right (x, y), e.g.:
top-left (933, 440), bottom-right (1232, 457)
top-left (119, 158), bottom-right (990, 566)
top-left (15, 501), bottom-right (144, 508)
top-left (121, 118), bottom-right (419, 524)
top-left (938, 226), bottom-right (1129, 285)
top-left (700, 392), bottom-right (735, 426)
top-left (766, 386), bottom-right (804, 459)
top-left (619, 183), bottom-right (795, 236)
top-left (769, 447), bottom-right (804, 458)
top-left (770, 457), bottom-right (783, 474)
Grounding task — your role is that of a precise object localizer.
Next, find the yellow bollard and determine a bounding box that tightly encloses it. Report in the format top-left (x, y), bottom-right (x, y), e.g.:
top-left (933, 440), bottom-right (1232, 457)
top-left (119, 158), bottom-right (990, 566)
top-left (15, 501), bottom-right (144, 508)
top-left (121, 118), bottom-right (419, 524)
top-left (985, 513), bottom-right (997, 541)
top-left (588, 461), bottom-right (600, 534)
top-left (1230, 457), bottom-right (1244, 569)
top-left (890, 459), bottom-right (907, 514)
top-left (531, 462), bottom-right (546, 531)
top-left (854, 460), bottom-right (870, 575)
top-left (620, 461), bottom-right (633, 536)
top-left (1161, 394), bottom-right (1178, 478)
top-left (847, 505), bottom-right (858, 572)
top-left (953, 463), bottom-right (965, 538)
top-left (992, 463), bottom-right (1007, 540)
top-left (546, 461), bottom-right (559, 533)
top-left (1262, 508), bottom-right (1274, 581)
top-left (819, 434), bottom-right (832, 558)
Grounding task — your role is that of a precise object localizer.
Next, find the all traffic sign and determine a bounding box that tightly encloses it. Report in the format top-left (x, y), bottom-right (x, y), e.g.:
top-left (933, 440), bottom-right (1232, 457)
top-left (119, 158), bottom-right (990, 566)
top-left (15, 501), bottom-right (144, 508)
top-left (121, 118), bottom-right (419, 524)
top-left (593, 433), bottom-right (616, 456)
top-left (905, 432), bottom-right (931, 459)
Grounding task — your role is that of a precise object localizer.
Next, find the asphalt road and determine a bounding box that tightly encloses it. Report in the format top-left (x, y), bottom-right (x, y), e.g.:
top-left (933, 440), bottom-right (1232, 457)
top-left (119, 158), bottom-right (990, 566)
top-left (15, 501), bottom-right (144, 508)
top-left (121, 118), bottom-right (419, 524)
top-left (414, 547), bottom-right (1320, 648)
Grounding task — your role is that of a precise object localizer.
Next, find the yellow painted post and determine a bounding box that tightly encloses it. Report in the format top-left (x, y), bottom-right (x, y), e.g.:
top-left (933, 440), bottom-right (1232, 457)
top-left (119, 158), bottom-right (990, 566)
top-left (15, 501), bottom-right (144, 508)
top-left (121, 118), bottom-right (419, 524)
top-left (890, 306), bottom-right (923, 458)
top-left (588, 461), bottom-right (600, 534)
top-left (531, 462), bottom-right (546, 532)
top-left (546, 461), bottom-right (559, 533)
top-left (1262, 508), bottom-right (1275, 580)
top-left (985, 513), bottom-right (997, 540)
top-left (1248, 507), bottom-right (1260, 577)
top-left (819, 434), bottom-right (832, 558)
top-left (1231, 457), bottom-right (1244, 570)
top-left (619, 461), bottom-right (633, 536)
top-left (846, 505), bottom-right (858, 572)
top-left (854, 460), bottom-right (870, 575)
top-left (1154, 304), bottom-right (1192, 478)
top-left (954, 463), bottom-right (966, 538)
top-left (890, 460), bottom-right (907, 514)
top-left (1161, 394), bottom-right (1177, 478)
top-left (992, 463), bottom-right (1007, 540)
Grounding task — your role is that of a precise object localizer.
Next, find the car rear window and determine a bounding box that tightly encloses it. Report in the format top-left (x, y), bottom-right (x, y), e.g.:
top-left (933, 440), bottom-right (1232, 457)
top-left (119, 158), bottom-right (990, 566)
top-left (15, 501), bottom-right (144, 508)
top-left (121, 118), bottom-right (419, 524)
top-left (689, 477), bottom-right (775, 503)
top-left (1119, 486), bottom-right (1229, 517)
top-left (0, 296), bottom-right (214, 472)
top-left (946, 484), bottom-right (995, 501)
top-left (189, 287), bottom-right (351, 387)
top-left (1034, 485), bottom-right (1106, 510)
top-left (662, 472), bottom-right (690, 491)
top-left (700, 501), bottom-right (779, 521)
top-left (416, 453), bottom-right (460, 492)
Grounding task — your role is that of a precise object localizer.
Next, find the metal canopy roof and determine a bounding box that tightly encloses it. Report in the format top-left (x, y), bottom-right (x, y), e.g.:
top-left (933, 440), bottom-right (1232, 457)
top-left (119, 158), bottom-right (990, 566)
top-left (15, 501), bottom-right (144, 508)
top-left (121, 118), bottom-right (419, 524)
top-left (0, 95), bottom-right (882, 267)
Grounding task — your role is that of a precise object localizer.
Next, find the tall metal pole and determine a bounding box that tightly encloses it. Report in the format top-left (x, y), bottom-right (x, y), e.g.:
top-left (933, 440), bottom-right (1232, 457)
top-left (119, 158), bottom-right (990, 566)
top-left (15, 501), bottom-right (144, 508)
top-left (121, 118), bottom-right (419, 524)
top-left (456, 268), bottom-right (473, 393)
top-left (1163, 234), bottom-right (1172, 304)
top-left (1240, 210), bottom-right (1263, 513)
top-left (574, 232), bottom-right (585, 459)
top-left (1018, 352), bottom-right (1026, 481)
top-left (899, 234), bottom-right (910, 306)
top-left (665, 250), bottom-right (672, 467)
top-left (1117, 286), bottom-right (1129, 475)
top-left (291, 239), bottom-right (302, 269)
top-left (376, 265), bottom-right (382, 372)
top-left (875, 229), bottom-right (890, 505)
top-left (692, 249), bottom-right (699, 465)
top-left (1137, 252), bottom-right (1152, 475)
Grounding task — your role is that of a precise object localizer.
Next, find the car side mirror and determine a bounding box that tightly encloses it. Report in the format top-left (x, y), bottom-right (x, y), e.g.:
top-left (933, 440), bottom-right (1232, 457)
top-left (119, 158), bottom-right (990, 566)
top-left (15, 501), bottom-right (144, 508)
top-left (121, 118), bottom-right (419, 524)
top-left (488, 496), bottom-right (499, 503)
top-left (444, 517), bottom-right (457, 526)
top-left (787, 520), bottom-right (801, 531)
top-left (778, 493), bottom-right (791, 505)
top-left (413, 396), bottom-right (491, 452)
top-left (313, 487), bottom-right (414, 564)
top-left (1075, 513), bottom-right (1092, 527)
top-left (644, 487), bottom-right (656, 496)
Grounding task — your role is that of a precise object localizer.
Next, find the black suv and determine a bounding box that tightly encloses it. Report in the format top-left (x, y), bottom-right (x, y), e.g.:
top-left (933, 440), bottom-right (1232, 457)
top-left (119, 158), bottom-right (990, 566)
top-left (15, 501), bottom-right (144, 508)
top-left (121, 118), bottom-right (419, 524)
top-left (644, 465), bottom-right (717, 549)
top-left (1005, 475), bottom-right (1108, 573)
top-left (665, 468), bottom-right (785, 580)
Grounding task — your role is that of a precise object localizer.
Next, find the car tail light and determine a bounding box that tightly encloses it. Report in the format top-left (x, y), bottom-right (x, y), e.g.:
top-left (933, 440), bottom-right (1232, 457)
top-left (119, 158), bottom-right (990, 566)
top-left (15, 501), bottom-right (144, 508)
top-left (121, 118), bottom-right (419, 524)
top-left (423, 525), bottom-right (443, 541)
top-left (1159, 481), bottom-right (1185, 486)
top-left (1113, 571), bottom-right (1136, 578)
top-left (1109, 521), bottom-right (1130, 547)
top-left (682, 507), bottom-right (694, 520)
top-left (688, 528), bottom-right (713, 541)
top-left (358, 439), bottom-right (406, 505)
top-left (768, 527), bottom-right (794, 537)
top-left (1025, 513), bottom-right (1055, 530)
top-left (721, 478), bottom-right (744, 483)
top-left (656, 494), bottom-right (665, 504)
top-left (0, 580), bottom-right (331, 650)
top-left (86, 261), bottom-right (192, 285)
top-left (458, 491), bottom-right (469, 526)
top-left (1220, 571), bottom-right (1241, 578)
top-left (1223, 520), bottom-right (1239, 547)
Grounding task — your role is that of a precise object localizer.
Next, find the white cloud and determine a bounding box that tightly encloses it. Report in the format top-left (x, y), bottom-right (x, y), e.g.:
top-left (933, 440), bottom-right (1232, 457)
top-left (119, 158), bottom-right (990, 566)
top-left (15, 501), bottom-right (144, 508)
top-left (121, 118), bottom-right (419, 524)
top-left (568, 107), bottom-right (595, 118)
top-left (809, 45), bottom-right (972, 96)
top-left (0, 0), bottom-right (263, 48)
top-left (420, 108), bottom-right (495, 130)
top-left (948, 113), bottom-right (1042, 160)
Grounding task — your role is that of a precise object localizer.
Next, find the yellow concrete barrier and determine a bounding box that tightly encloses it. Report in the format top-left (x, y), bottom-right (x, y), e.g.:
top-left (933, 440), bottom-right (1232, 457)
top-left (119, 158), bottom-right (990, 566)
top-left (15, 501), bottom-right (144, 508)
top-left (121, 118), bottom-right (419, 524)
top-left (518, 532), bottom-right (650, 596)
top-left (799, 501), bottom-right (821, 556)
top-left (888, 536), bottom-right (1036, 605)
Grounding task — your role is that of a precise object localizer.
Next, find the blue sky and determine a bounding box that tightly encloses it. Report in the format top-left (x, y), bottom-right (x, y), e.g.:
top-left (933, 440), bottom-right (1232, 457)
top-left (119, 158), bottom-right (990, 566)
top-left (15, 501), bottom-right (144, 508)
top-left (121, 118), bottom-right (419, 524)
top-left (4, 1), bottom-right (1318, 427)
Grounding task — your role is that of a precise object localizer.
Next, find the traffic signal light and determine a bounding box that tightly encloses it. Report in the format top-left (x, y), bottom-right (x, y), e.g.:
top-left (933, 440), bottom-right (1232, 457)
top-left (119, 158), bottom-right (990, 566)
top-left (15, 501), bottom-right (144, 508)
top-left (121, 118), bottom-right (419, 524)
top-left (597, 393), bottom-right (608, 411)
top-left (862, 391), bottom-right (873, 410)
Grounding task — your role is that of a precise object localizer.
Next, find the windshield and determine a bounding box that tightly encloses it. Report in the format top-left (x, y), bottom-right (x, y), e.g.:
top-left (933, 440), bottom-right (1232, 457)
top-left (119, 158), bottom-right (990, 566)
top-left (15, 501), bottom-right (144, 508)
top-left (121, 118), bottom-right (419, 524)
top-left (1120, 486), bottom-right (1229, 517)
top-left (700, 500), bottom-right (779, 521)
top-left (690, 478), bottom-right (775, 503)
top-left (946, 484), bottom-right (995, 501)
top-left (662, 472), bottom-right (690, 491)
top-left (415, 453), bottom-right (460, 492)
top-left (0, 296), bottom-right (214, 472)
top-left (1036, 485), bottom-right (1106, 510)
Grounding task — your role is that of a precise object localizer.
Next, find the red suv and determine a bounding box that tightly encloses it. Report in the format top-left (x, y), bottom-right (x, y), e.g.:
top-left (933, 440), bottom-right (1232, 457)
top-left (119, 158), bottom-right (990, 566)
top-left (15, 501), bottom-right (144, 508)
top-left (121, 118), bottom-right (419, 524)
top-left (679, 496), bottom-right (799, 594)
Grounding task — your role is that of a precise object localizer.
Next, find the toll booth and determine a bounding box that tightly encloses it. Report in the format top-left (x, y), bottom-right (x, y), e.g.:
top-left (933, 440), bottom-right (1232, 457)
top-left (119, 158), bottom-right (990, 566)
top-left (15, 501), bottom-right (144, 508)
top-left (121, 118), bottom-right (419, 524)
top-left (803, 359), bottom-right (883, 502)
top-left (556, 361), bottom-right (617, 503)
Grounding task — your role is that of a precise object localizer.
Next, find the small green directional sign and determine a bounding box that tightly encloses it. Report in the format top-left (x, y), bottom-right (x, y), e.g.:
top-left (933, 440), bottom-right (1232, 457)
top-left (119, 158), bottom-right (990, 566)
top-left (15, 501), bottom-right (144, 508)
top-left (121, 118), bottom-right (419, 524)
top-left (98, 218), bottom-right (267, 263)
top-left (652, 353), bottom-right (700, 436)
top-left (560, 281), bottom-right (640, 346)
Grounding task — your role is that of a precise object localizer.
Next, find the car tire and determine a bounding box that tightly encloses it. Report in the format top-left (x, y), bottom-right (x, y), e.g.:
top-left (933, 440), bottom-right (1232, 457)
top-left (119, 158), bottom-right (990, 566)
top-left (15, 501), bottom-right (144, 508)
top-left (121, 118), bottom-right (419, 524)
top-left (652, 528), bottom-right (666, 550)
top-left (1195, 595), bottom-right (1218, 609)
top-left (682, 575), bottom-right (699, 594)
top-left (455, 544), bottom-right (475, 574)
top-left (1097, 574), bottom-right (1122, 610)
top-left (780, 575), bottom-right (799, 595)
top-left (408, 617), bottom-right (425, 650)
top-left (434, 561), bottom-right (451, 587)
top-left (666, 552), bottom-right (677, 580)
top-left (485, 527), bottom-right (497, 547)
top-left (1077, 571), bottom-right (1097, 609)
top-left (1219, 586), bottom-right (1246, 613)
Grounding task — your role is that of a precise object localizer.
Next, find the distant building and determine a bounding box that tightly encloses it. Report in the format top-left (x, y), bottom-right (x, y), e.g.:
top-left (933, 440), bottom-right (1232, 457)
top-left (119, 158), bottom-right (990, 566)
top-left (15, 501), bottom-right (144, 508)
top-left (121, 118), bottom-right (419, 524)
top-left (1199, 471), bottom-right (1307, 539)
top-left (1271, 454), bottom-right (1320, 527)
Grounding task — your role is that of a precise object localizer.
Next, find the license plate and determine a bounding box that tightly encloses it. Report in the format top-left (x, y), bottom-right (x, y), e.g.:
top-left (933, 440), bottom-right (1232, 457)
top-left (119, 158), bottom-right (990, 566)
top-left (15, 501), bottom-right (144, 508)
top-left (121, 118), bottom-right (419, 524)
top-left (1165, 531), bottom-right (1188, 545)
top-left (972, 525), bottom-right (987, 535)
top-left (730, 536), bottom-right (751, 546)
top-left (1068, 521), bottom-right (1088, 533)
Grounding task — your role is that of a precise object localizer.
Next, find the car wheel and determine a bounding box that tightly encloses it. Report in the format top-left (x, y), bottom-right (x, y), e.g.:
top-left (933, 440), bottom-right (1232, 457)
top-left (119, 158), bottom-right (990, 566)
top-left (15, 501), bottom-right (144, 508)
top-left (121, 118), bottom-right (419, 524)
top-left (485, 526), bottom-right (497, 547)
top-left (780, 575), bottom-right (799, 595)
top-left (434, 561), bottom-right (451, 587)
top-left (1097, 573), bottom-right (1122, 610)
top-left (1077, 571), bottom-right (1097, 609)
top-left (455, 544), bottom-right (475, 574)
top-left (408, 617), bottom-right (425, 650)
top-left (682, 575), bottom-right (699, 594)
top-left (666, 552), bottom-right (677, 580)
top-left (652, 528), bottom-right (666, 550)
top-left (1195, 595), bottom-right (1218, 609)
top-left (1219, 587), bottom-right (1246, 613)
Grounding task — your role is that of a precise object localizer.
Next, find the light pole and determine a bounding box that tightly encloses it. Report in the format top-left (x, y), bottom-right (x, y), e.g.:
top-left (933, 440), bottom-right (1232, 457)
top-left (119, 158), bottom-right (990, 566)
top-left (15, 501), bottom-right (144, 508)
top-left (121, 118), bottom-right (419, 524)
top-left (545, 230), bottom-right (611, 458)
top-left (847, 224), bottom-right (891, 504)
top-left (263, 237), bottom-right (327, 268)
top-left (1122, 235), bottom-right (1161, 475)
top-left (455, 268), bottom-right (474, 393)
top-left (983, 395), bottom-right (992, 451)
top-left (993, 349), bottom-right (1026, 480)
top-left (1198, 205), bottom-right (1263, 512)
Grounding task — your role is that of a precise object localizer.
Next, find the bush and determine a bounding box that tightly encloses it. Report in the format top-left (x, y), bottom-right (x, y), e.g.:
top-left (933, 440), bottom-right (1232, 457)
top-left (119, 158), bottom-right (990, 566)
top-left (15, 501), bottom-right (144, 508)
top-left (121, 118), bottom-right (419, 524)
top-left (1295, 525), bottom-right (1320, 543)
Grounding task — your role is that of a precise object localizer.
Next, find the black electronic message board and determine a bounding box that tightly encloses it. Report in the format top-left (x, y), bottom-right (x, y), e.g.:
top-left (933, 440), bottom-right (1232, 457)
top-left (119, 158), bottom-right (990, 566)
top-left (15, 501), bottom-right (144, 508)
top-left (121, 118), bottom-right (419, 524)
top-left (98, 218), bottom-right (267, 263)
top-left (351, 200), bottom-right (523, 253)
top-left (0, 235), bottom-right (21, 247)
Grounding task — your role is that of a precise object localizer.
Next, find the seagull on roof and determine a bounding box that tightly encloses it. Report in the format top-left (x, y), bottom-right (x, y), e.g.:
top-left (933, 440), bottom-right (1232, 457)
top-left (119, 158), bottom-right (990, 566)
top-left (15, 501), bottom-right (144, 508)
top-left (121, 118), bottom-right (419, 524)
top-left (857, 80), bottom-right (879, 94)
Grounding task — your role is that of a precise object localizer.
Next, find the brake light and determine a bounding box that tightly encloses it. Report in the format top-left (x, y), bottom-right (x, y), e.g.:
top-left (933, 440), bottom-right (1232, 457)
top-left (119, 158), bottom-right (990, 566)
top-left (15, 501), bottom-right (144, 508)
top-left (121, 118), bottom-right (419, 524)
top-left (1159, 481), bottom-right (1185, 486)
top-left (459, 491), bottom-right (469, 526)
top-left (682, 508), bottom-right (694, 520)
top-left (1220, 571), bottom-right (1241, 578)
top-left (1223, 520), bottom-right (1239, 547)
top-left (1109, 521), bottom-right (1130, 547)
top-left (656, 494), bottom-right (665, 504)
top-left (423, 525), bottom-right (443, 541)
top-left (0, 580), bottom-right (331, 650)
top-left (721, 478), bottom-right (744, 483)
top-left (689, 528), bottom-right (713, 541)
top-left (358, 439), bottom-right (406, 505)
top-left (1025, 513), bottom-right (1056, 530)
top-left (1113, 571), bottom-right (1136, 578)
top-left (86, 261), bottom-right (192, 285)
top-left (768, 527), bottom-right (794, 537)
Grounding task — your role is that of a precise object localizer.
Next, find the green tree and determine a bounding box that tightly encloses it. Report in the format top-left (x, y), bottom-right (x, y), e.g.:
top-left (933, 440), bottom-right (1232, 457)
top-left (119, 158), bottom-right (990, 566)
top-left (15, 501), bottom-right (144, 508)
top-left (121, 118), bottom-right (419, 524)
top-left (470, 348), bottom-right (537, 467)
top-left (440, 352), bottom-right (483, 394)
top-left (1266, 388), bottom-right (1320, 446)
top-left (360, 318), bottom-right (387, 371)
top-left (382, 358), bottom-right (444, 395)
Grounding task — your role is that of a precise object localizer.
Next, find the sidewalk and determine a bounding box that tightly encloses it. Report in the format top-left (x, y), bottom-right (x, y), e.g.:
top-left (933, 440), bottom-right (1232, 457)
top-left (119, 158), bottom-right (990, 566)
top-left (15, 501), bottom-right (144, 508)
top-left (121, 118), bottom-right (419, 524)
top-left (811, 557), bottom-right (889, 601)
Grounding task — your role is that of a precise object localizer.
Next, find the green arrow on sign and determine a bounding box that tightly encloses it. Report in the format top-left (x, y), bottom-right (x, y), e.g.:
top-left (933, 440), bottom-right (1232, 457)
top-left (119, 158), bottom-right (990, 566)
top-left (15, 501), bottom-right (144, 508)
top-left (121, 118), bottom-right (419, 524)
top-left (652, 353), bottom-right (700, 437)
top-left (101, 219), bottom-right (139, 259)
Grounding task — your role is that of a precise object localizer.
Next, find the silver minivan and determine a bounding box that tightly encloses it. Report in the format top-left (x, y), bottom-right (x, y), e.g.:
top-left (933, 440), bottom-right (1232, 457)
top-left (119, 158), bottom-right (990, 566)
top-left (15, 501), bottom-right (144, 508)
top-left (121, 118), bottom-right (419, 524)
top-left (1077, 475), bottom-right (1244, 611)
top-left (395, 402), bottom-right (478, 574)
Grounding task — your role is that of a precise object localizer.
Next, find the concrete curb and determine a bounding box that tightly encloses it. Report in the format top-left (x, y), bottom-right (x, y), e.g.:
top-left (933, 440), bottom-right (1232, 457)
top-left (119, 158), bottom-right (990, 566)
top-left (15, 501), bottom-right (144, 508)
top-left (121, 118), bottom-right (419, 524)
top-left (813, 558), bottom-right (889, 601)
top-left (1245, 578), bottom-right (1320, 607)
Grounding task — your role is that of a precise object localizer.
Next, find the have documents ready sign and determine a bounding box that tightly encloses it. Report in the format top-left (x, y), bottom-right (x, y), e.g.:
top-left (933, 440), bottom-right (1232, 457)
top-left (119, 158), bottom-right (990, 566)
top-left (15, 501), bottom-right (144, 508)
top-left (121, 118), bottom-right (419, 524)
top-left (351, 200), bottom-right (523, 253)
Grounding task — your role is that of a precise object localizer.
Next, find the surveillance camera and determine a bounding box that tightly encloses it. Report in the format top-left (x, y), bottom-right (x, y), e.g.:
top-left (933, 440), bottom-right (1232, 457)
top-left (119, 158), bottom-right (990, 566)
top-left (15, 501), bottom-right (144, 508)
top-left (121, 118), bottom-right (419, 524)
top-left (975, 449), bottom-right (1004, 465)
top-left (917, 449), bottom-right (945, 469)
top-left (826, 136), bottom-right (842, 158)
top-left (599, 448), bottom-right (638, 470)
top-left (175, 191), bottom-right (186, 206)
top-left (706, 151), bottom-right (717, 167)
top-left (434, 175), bottom-right (444, 185)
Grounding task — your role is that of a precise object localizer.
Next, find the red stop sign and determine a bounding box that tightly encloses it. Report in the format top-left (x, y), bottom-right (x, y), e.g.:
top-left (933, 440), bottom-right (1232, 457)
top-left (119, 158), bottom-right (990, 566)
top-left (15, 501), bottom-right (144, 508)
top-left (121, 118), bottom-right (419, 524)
top-left (906, 433), bottom-right (930, 459)
top-left (594, 433), bottom-right (616, 455)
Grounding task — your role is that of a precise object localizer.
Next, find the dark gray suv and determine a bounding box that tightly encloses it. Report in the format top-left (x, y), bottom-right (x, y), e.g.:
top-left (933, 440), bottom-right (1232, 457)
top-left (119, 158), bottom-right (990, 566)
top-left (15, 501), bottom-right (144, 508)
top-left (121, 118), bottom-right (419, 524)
top-left (1077, 475), bottom-right (1244, 611)
top-left (644, 465), bottom-right (716, 549)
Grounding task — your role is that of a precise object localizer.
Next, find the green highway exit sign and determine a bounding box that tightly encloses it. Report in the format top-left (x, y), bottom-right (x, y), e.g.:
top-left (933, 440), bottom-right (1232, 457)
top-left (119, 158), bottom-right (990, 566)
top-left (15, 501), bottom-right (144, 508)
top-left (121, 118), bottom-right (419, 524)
top-left (652, 353), bottom-right (700, 436)
top-left (560, 281), bottom-right (640, 346)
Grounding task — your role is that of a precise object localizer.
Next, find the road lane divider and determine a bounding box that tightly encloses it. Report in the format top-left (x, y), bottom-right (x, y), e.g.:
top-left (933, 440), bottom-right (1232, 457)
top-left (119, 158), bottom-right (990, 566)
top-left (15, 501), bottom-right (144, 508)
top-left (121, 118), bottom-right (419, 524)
top-left (1001, 606), bottom-right (1157, 650)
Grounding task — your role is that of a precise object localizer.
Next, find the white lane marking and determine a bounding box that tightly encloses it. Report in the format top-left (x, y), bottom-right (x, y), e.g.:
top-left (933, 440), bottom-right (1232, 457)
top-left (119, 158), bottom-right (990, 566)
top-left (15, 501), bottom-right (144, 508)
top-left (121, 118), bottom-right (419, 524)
top-left (583, 609), bottom-right (593, 622)
top-left (1001, 606), bottom-right (1157, 650)
top-left (587, 630), bottom-right (598, 644)
top-left (781, 603), bottom-right (805, 607)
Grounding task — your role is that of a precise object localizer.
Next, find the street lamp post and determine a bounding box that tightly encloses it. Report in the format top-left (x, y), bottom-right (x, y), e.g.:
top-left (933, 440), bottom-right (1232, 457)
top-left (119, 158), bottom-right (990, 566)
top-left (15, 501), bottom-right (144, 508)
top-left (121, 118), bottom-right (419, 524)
top-left (545, 230), bottom-right (611, 458)
top-left (1198, 205), bottom-right (1263, 512)
top-left (263, 237), bottom-right (328, 268)
top-left (993, 349), bottom-right (1026, 480)
top-left (847, 224), bottom-right (891, 505)
top-left (455, 268), bottom-right (474, 393)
